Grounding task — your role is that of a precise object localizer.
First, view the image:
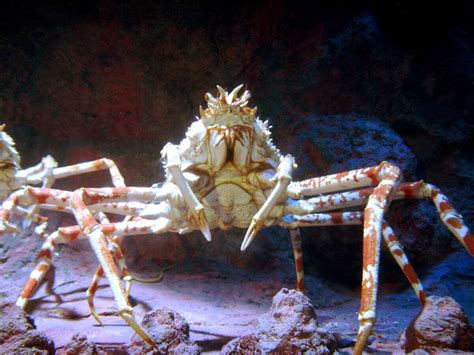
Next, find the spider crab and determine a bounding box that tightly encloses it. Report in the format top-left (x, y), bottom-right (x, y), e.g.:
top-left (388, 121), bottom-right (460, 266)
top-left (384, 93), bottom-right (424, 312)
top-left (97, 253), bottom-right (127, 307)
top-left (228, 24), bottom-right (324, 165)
top-left (0, 124), bottom-right (127, 234)
top-left (1, 85), bottom-right (473, 353)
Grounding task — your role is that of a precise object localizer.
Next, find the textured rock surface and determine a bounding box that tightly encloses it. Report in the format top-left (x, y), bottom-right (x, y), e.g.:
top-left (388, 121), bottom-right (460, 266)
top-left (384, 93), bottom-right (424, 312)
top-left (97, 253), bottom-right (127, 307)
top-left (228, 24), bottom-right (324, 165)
top-left (401, 295), bottom-right (474, 352)
top-left (221, 288), bottom-right (337, 354)
top-left (0, 303), bottom-right (55, 354)
top-left (56, 333), bottom-right (98, 355)
top-left (126, 308), bottom-right (200, 354)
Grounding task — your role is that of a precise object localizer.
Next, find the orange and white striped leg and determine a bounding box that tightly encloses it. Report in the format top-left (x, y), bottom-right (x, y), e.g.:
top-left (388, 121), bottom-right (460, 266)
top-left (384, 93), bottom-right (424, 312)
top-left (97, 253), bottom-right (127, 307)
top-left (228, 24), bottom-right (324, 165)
top-left (283, 212), bottom-right (427, 302)
top-left (0, 187), bottom-right (73, 233)
top-left (16, 232), bottom-right (62, 309)
top-left (289, 228), bottom-right (304, 292)
top-left (381, 222), bottom-right (426, 304)
top-left (285, 181), bottom-right (473, 256)
top-left (70, 189), bottom-right (178, 348)
top-left (87, 213), bottom-right (132, 325)
top-left (397, 181), bottom-right (474, 255)
top-left (25, 158), bottom-right (126, 188)
top-left (87, 266), bottom-right (105, 325)
top-left (282, 212), bottom-right (363, 296)
top-left (87, 246), bottom-right (133, 325)
top-left (282, 212), bottom-right (364, 228)
top-left (0, 185), bottom-right (174, 234)
top-left (287, 162), bottom-right (403, 354)
top-left (287, 161), bottom-right (398, 198)
top-left (354, 162), bottom-right (402, 355)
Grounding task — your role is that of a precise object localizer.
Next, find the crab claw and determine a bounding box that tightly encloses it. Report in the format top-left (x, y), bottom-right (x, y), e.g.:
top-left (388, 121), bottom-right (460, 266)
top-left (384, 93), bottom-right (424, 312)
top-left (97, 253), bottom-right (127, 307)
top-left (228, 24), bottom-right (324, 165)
top-left (241, 155), bottom-right (296, 251)
top-left (241, 217), bottom-right (264, 251)
top-left (193, 206), bottom-right (211, 241)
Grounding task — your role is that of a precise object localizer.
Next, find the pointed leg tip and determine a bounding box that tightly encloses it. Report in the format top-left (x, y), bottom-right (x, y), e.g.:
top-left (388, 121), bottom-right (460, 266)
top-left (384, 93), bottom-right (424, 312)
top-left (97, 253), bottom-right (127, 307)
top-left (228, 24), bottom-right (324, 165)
top-left (241, 220), bottom-right (262, 251)
top-left (194, 209), bottom-right (211, 241)
top-left (92, 314), bottom-right (104, 326)
top-left (202, 227), bottom-right (212, 241)
top-left (119, 309), bottom-right (157, 349)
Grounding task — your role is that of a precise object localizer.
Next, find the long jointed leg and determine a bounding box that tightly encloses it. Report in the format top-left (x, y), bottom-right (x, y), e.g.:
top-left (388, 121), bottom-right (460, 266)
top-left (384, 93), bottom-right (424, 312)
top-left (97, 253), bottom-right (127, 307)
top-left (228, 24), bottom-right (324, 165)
top-left (356, 163), bottom-right (401, 354)
top-left (26, 158), bottom-right (126, 187)
top-left (162, 143), bottom-right (210, 240)
top-left (397, 181), bottom-right (474, 255)
top-left (287, 162), bottom-right (394, 198)
top-left (287, 181), bottom-right (474, 256)
top-left (289, 229), bottom-right (305, 292)
top-left (283, 210), bottom-right (428, 355)
top-left (282, 213), bottom-right (426, 300)
top-left (284, 161), bottom-right (402, 354)
top-left (283, 212), bottom-right (362, 296)
top-left (381, 222), bottom-right (426, 304)
top-left (87, 239), bottom-right (132, 325)
top-left (70, 190), bottom-right (157, 348)
top-left (21, 157), bottom-right (57, 232)
top-left (0, 187), bottom-right (72, 233)
top-left (87, 213), bottom-right (132, 325)
top-left (0, 185), bottom-right (171, 233)
top-left (241, 155), bottom-right (296, 250)
top-left (16, 233), bottom-right (59, 309)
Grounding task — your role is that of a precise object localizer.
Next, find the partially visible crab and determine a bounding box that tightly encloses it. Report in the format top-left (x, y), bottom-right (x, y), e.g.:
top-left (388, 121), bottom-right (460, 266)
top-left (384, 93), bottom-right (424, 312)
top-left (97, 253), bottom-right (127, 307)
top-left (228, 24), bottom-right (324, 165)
top-left (0, 86), bottom-right (472, 353)
top-left (0, 123), bottom-right (128, 233)
top-left (0, 124), bottom-right (56, 232)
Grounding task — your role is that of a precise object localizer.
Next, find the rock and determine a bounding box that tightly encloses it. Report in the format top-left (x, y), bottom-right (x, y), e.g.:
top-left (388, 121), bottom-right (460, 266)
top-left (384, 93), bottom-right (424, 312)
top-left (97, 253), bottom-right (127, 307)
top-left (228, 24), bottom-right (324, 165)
top-left (401, 295), bottom-right (474, 352)
top-left (221, 288), bottom-right (337, 354)
top-left (0, 303), bottom-right (55, 354)
top-left (56, 333), bottom-right (98, 355)
top-left (125, 308), bottom-right (200, 354)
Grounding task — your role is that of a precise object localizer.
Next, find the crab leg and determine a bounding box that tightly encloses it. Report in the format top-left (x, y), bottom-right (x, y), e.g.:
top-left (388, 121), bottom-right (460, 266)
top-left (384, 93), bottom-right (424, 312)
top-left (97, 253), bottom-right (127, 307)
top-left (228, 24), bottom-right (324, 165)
top-left (243, 161), bottom-right (390, 250)
top-left (21, 155), bottom-right (57, 230)
top-left (397, 181), bottom-right (474, 255)
top-left (25, 158), bottom-right (126, 187)
top-left (162, 143), bottom-right (211, 241)
top-left (0, 186), bottom-right (174, 231)
top-left (355, 162), bottom-right (401, 354)
top-left (287, 163), bottom-right (391, 198)
top-left (87, 243), bottom-right (132, 325)
top-left (87, 213), bottom-right (132, 325)
top-left (282, 211), bottom-right (364, 227)
top-left (381, 222), bottom-right (426, 304)
top-left (70, 189), bottom-right (157, 348)
top-left (241, 155), bottom-right (296, 250)
top-left (289, 229), bottom-right (304, 292)
top-left (0, 188), bottom-right (73, 233)
top-left (16, 232), bottom-right (60, 309)
top-left (283, 162), bottom-right (401, 354)
top-left (76, 154), bottom-right (132, 323)
top-left (285, 188), bottom-right (373, 214)
top-left (286, 181), bottom-right (474, 255)
top-left (282, 212), bottom-right (426, 299)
